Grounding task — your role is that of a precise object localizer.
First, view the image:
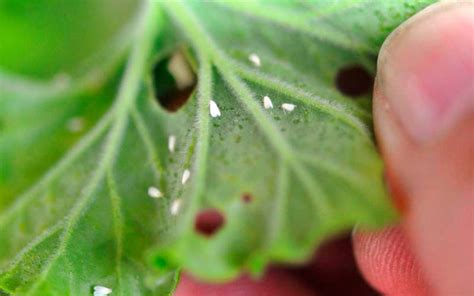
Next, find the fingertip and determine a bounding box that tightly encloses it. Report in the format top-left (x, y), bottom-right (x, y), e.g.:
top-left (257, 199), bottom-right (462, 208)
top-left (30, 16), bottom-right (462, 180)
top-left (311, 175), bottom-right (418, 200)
top-left (353, 226), bottom-right (431, 296)
top-left (373, 1), bottom-right (474, 293)
top-left (377, 0), bottom-right (474, 143)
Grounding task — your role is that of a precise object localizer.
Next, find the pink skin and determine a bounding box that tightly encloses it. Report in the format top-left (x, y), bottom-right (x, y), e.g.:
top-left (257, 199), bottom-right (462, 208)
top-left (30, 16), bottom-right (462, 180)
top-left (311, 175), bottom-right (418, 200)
top-left (356, 2), bottom-right (474, 295)
top-left (176, 1), bottom-right (474, 295)
top-left (175, 270), bottom-right (317, 296)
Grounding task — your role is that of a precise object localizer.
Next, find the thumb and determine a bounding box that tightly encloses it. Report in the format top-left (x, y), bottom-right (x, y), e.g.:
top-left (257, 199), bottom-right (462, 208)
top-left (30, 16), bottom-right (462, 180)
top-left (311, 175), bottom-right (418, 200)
top-left (372, 1), bottom-right (474, 295)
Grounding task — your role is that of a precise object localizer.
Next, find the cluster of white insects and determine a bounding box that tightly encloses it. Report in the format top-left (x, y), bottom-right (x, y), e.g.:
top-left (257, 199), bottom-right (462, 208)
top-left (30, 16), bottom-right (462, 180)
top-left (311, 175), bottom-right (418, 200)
top-left (63, 52), bottom-right (297, 229)
top-left (209, 53), bottom-right (296, 119)
top-left (64, 54), bottom-right (296, 246)
top-left (147, 135), bottom-right (188, 216)
top-left (146, 53), bottom-right (297, 218)
top-left (251, 53), bottom-right (296, 112)
top-left (90, 53), bottom-right (296, 295)
top-left (210, 94), bottom-right (294, 115)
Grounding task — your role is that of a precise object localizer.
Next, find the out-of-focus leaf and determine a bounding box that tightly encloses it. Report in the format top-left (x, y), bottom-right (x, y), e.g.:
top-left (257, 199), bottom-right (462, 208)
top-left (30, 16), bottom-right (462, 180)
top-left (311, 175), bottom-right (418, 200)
top-left (0, 2), bottom-right (179, 295)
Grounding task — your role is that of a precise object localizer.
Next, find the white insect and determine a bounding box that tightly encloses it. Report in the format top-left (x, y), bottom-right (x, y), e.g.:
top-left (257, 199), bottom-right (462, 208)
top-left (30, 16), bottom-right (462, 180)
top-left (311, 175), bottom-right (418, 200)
top-left (281, 103), bottom-right (296, 112)
top-left (182, 169), bottom-right (191, 185)
top-left (248, 53), bottom-right (261, 67)
top-left (168, 135), bottom-right (176, 153)
top-left (209, 100), bottom-right (221, 118)
top-left (66, 117), bottom-right (84, 133)
top-left (263, 95), bottom-right (273, 109)
top-left (171, 199), bottom-right (182, 215)
top-left (93, 285), bottom-right (112, 296)
top-left (147, 186), bottom-right (163, 198)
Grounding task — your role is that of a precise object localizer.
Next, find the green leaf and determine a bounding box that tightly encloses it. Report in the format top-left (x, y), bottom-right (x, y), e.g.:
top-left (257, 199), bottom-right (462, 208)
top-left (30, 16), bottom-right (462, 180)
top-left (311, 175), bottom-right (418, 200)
top-left (0, 0), bottom-right (435, 294)
top-left (0, 2), bottom-right (178, 295)
top-left (0, 0), bottom-right (139, 79)
top-left (150, 0), bottom-right (434, 281)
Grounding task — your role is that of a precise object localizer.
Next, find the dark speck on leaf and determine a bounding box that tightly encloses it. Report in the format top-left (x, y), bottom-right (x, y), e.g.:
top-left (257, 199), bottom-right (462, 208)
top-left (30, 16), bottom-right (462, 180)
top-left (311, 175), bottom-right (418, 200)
top-left (241, 193), bottom-right (253, 203)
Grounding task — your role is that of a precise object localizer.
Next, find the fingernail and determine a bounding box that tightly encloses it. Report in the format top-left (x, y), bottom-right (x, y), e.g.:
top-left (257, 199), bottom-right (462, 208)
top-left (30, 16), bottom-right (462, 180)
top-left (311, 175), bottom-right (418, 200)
top-left (377, 1), bottom-right (474, 143)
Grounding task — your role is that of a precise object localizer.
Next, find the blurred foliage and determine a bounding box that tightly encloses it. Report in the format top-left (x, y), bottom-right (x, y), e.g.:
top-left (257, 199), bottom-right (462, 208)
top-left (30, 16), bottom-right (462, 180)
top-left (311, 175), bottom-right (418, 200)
top-left (0, 0), bottom-right (138, 78)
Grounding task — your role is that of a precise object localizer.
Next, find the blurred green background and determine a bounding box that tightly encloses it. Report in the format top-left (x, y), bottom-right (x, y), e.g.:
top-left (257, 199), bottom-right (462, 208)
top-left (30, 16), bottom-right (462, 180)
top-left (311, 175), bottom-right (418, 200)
top-left (0, 0), bottom-right (139, 79)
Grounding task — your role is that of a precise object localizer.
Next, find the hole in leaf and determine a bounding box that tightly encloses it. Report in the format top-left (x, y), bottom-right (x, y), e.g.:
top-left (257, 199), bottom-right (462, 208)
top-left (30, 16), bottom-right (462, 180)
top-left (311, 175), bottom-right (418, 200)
top-left (241, 193), bottom-right (253, 203)
top-left (157, 85), bottom-right (195, 112)
top-left (152, 51), bottom-right (196, 112)
top-left (194, 208), bottom-right (225, 237)
top-left (335, 65), bottom-right (373, 98)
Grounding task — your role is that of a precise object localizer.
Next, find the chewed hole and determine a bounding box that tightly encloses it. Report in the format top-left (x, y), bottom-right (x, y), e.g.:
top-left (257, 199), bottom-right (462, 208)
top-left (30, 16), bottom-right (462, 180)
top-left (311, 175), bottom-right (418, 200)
top-left (194, 208), bottom-right (225, 237)
top-left (241, 193), bottom-right (253, 203)
top-left (152, 51), bottom-right (196, 112)
top-left (335, 65), bottom-right (373, 98)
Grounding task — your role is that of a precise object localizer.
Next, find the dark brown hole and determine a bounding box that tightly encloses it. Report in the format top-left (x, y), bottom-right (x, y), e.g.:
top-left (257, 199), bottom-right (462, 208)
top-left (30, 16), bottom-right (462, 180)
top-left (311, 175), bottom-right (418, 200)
top-left (194, 208), bottom-right (225, 237)
top-left (157, 86), bottom-right (195, 112)
top-left (241, 193), bottom-right (253, 203)
top-left (152, 56), bottom-right (195, 112)
top-left (335, 65), bottom-right (373, 98)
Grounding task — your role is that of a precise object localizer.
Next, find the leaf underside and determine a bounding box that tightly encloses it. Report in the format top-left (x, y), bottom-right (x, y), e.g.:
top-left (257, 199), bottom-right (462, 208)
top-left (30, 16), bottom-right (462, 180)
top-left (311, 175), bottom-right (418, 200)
top-left (0, 0), bottom-right (435, 295)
